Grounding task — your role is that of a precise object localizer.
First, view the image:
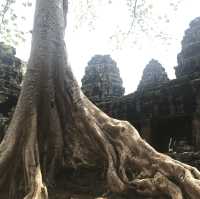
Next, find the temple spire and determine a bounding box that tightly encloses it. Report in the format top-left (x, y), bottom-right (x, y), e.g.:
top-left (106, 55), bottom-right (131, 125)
top-left (137, 59), bottom-right (169, 90)
top-left (81, 55), bottom-right (124, 103)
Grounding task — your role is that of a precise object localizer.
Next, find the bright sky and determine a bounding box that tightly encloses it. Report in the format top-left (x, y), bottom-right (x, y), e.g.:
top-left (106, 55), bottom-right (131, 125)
top-left (16, 0), bottom-right (200, 94)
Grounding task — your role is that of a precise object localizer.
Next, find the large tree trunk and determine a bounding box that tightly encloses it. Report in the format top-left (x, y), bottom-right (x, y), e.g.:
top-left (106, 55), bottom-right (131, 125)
top-left (1, 0), bottom-right (200, 198)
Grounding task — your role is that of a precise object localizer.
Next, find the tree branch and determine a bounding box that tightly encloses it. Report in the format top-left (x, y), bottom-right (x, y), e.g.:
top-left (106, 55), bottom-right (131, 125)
top-left (63, 0), bottom-right (68, 28)
top-left (0, 0), bottom-right (14, 32)
top-left (127, 0), bottom-right (138, 36)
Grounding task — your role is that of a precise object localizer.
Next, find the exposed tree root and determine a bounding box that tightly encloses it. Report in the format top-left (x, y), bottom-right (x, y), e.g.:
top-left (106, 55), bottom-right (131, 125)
top-left (1, 0), bottom-right (200, 198)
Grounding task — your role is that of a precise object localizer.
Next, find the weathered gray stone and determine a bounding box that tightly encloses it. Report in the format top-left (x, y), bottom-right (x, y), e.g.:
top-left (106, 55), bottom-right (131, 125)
top-left (175, 17), bottom-right (200, 78)
top-left (0, 42), bottom-right (22, 140)
top-left (81, 55), bottom-right (124, 103)
top-left (137, 59), bottom-right (169, 90)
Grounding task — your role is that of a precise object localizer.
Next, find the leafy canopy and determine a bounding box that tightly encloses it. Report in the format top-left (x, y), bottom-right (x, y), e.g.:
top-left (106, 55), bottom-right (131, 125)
top-left (0, 0), bottom-right (183, 47)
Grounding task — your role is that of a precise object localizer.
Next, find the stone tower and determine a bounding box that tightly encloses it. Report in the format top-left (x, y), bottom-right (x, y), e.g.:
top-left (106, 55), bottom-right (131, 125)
top-left (0, 42), bottom-right (22, 140)
top-left (175, 17), bottom-right (200, 78)
top-left (137, 59), bottom-right (169, 90)
top-left (81, 55), bottom-right (125, 103)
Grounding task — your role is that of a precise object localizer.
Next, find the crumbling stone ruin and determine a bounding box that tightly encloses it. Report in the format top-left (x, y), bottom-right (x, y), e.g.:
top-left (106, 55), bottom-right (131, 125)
top-left (175, 17), bottom-right (200, 78)
top-left (82, 17), bottom-right (200, 168)
top-left (81, 55), bottom-right (125, 103)
top-left (137, 59), bottom-right (169, 90)
top-left (0, 42), bottom-right (22, 140)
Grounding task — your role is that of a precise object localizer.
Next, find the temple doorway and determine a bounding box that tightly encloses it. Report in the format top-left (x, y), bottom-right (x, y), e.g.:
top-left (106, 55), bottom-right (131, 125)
top-left (151, 116), bottom-right (192, 153)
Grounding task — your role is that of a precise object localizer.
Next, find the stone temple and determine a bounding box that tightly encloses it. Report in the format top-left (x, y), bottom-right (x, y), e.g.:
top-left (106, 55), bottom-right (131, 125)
top-left (137, 59), bottom-right (169, 90)
top-left (82, 17), bottom-right (200, 160)
top-left (81, 55), bottom-right (124, 103)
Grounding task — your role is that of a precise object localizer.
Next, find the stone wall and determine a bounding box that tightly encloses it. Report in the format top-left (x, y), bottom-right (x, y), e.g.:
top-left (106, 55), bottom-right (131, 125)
top-left (0, 42), bottom-right (22, 140)
top-left (169, 151), bottom-right (200, 170)
top-left (175, 17), bottom-right (200, 78)
top-left (98, 76), bottom-right (200, 152)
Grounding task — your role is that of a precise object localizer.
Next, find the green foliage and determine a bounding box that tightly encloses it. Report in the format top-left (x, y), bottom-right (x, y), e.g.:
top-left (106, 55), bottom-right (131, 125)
top-left (0, 0), bottom-right (184, 48)
top-left (109, 0), bottom-right (184, 48)
top-left (68, 0), bottom-right (184, 49)
top-left (0, 0), bottom-right (32, 46)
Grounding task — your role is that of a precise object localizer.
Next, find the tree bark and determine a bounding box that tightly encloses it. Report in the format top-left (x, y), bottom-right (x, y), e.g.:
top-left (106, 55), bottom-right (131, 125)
top-left (1, 0), bottom-right (200, 198)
